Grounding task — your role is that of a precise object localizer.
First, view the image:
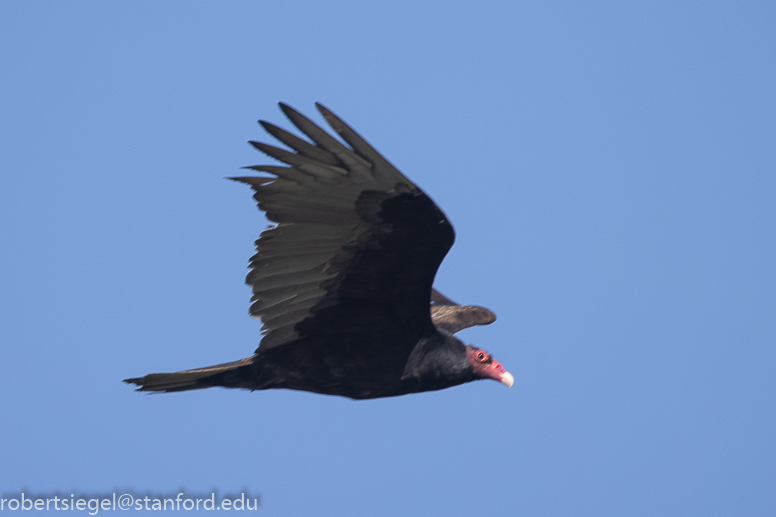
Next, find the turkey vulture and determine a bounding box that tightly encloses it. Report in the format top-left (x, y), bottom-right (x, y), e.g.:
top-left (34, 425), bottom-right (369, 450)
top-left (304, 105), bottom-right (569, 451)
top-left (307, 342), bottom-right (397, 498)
top-left (124, 103), bottom-right (512, 399)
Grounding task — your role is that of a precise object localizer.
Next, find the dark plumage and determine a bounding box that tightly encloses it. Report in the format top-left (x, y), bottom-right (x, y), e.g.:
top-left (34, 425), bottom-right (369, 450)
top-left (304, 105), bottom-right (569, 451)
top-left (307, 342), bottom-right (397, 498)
top-left (124, 103), bottom-right (512, 399)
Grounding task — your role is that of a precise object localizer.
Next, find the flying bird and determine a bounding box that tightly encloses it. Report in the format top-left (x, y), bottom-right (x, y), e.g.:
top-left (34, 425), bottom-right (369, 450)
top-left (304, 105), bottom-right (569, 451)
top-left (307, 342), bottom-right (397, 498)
top-left (124, 103), bottom-right (512, 399)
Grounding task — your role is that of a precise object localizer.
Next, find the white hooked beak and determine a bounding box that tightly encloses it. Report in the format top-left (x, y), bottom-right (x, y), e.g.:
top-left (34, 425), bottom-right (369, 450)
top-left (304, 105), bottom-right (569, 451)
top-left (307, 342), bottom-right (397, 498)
top-left (499, 371), bottom-right (515, 388)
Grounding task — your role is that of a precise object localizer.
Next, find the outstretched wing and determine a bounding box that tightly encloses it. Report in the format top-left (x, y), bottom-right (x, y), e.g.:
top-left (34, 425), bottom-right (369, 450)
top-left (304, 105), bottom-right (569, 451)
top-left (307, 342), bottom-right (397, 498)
top-left (430, 288), bottom-right (497, 335)
top-left (232, 103), bottom-right (455, 357)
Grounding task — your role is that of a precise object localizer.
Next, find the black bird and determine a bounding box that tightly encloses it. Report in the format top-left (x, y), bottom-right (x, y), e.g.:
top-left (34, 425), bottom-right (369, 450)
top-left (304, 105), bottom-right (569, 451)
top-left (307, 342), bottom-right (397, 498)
top-left (124, 103), bottom-right (512, 399)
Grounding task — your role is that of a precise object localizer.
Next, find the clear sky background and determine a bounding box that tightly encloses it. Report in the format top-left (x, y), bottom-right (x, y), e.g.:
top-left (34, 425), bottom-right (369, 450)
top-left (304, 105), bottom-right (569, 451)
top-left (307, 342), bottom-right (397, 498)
top-left (1, 1), bottom-right (774, 516)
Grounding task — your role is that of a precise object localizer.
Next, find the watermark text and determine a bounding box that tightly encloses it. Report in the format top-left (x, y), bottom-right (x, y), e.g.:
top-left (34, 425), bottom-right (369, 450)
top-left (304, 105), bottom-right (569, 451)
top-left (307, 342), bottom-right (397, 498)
top-left (0, 492), bottom-right (259, 513)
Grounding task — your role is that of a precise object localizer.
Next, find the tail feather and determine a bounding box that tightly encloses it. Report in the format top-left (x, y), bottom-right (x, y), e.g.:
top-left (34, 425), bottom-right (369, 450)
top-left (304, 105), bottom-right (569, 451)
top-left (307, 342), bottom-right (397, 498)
top-left (124, 357), bottom-right (254, 393)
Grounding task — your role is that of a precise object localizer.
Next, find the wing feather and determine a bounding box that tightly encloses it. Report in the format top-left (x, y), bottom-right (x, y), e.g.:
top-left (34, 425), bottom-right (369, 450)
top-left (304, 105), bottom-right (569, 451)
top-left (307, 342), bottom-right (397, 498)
top-left (258, 120), bottom-right (341, 166)
top-left (249, 141), bottom-right (349, 179)
top-left (278, 103), bottom-right (375, 177)
top-left (430, 302), bottom-right (497, 334)
top-left (315, 102), bottom-right (415, 188)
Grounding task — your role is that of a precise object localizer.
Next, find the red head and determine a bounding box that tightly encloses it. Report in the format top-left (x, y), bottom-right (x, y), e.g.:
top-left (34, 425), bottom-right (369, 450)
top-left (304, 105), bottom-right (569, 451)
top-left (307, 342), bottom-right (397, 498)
top-left (465, 345), bottom-right (514, 387)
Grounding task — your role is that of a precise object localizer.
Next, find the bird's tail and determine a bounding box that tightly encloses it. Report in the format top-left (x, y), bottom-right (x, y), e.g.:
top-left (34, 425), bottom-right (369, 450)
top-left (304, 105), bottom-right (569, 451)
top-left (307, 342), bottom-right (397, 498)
top-left (123, 357), bottom-right (255, 393)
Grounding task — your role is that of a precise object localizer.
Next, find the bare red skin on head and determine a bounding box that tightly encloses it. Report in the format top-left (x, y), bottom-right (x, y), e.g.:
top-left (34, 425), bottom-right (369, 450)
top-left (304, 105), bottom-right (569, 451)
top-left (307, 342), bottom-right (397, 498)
top-left (465, 345), bottom-right (509, 383)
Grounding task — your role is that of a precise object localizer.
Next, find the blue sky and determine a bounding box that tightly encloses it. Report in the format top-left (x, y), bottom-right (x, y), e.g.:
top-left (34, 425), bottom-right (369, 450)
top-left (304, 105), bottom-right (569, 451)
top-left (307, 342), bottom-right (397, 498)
top-left (1, 1), bottom-right (774, 515)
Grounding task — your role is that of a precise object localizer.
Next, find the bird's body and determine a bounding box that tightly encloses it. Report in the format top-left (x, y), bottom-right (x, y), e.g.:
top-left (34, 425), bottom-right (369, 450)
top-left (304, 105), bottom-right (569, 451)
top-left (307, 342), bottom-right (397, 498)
top-left (165, 330), bottom-right (479, 400)
top-left (125, 103), bottom-right (512, 399)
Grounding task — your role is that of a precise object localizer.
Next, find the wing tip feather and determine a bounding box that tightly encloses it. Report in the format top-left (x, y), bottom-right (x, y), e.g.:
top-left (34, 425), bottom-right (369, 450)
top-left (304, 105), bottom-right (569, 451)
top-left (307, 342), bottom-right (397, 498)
top-left (228, 176), bottom-right (274, 187)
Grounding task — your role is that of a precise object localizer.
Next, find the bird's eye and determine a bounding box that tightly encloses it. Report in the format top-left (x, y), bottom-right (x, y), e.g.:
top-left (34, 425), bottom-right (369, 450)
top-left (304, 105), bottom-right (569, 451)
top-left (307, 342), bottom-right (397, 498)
top-left (477, 351), bottom-right (487, 362)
